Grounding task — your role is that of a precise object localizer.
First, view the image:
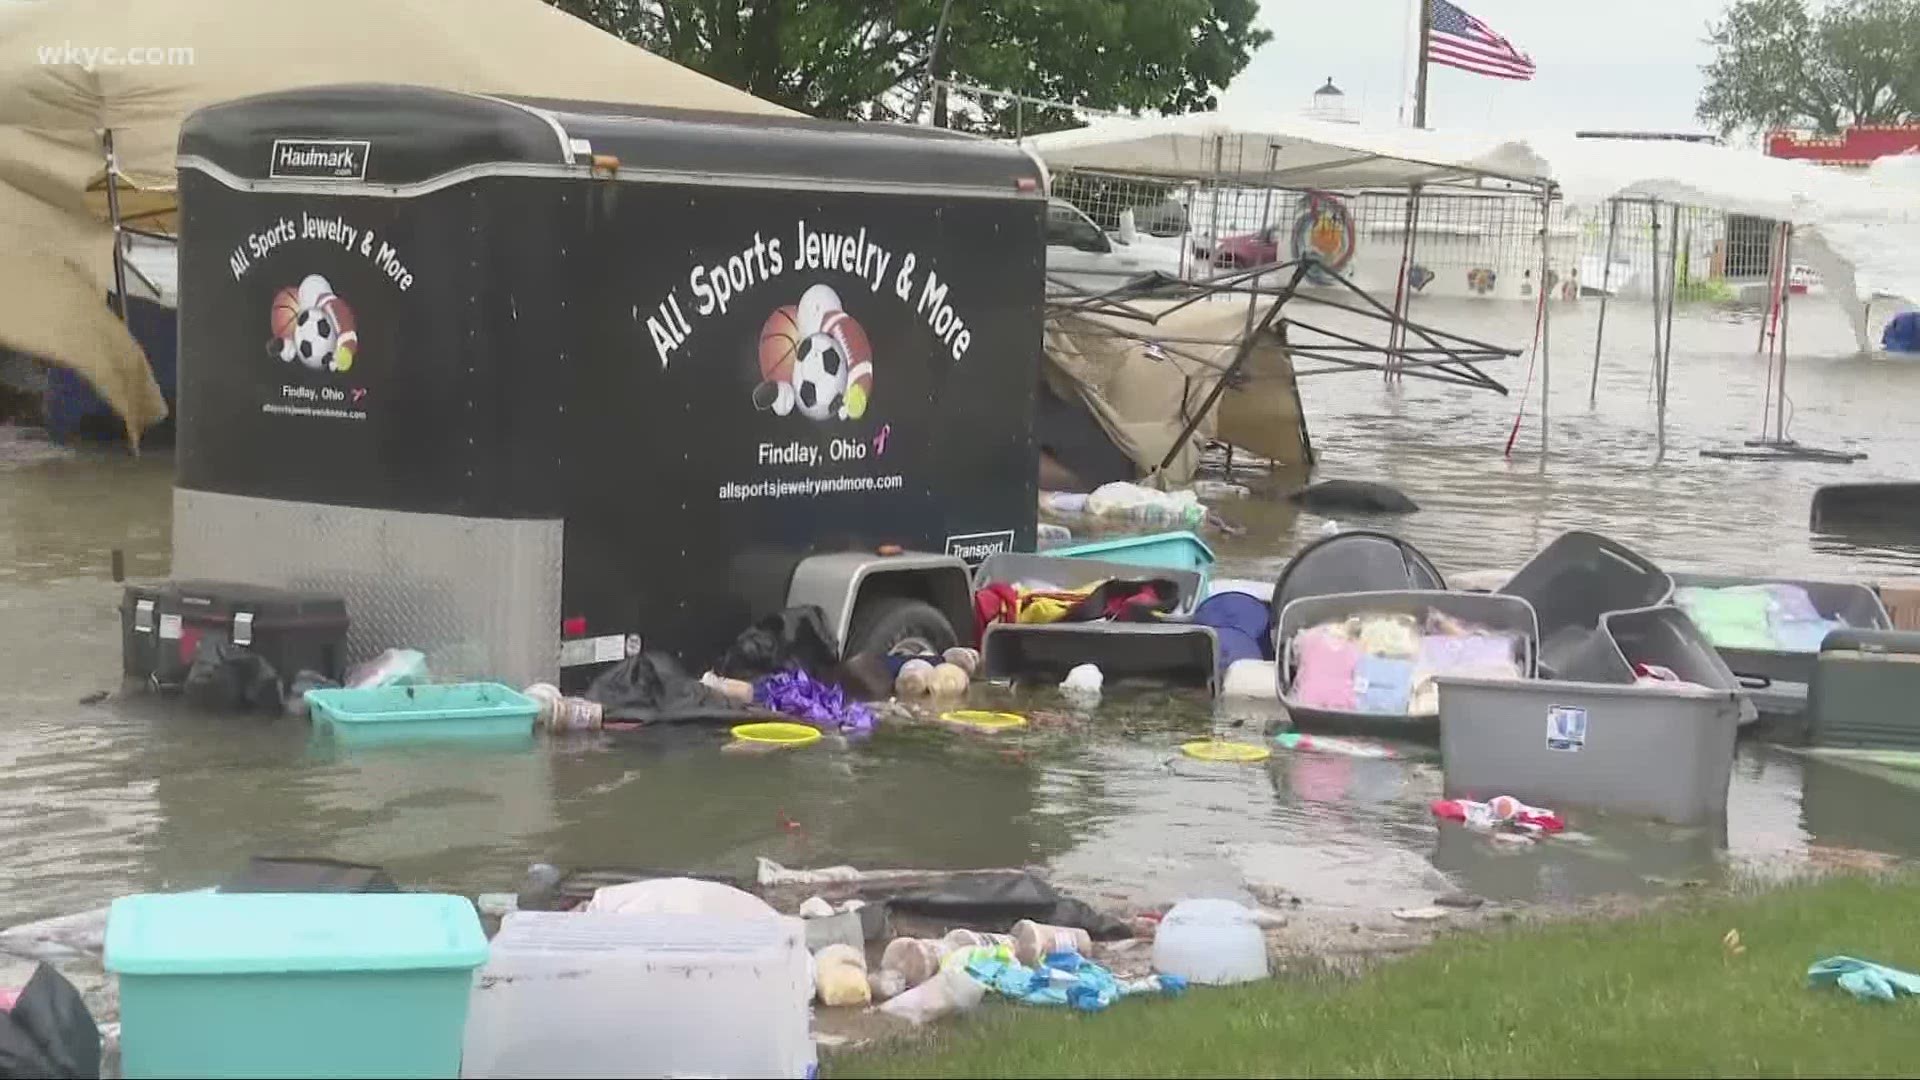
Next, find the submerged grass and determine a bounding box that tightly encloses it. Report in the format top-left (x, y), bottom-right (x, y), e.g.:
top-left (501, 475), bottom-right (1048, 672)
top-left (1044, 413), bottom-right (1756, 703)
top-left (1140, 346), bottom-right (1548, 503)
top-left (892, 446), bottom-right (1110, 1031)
top-left (835, 874), bottom-right (1920, 1077)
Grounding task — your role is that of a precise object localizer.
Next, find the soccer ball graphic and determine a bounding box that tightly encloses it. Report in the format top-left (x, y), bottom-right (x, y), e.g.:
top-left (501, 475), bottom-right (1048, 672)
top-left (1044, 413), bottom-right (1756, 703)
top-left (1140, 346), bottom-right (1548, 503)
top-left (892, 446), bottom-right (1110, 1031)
top-left (791, 332), bottom-right (845, 421)
top-left (292, 305), bottom-right (339, 370)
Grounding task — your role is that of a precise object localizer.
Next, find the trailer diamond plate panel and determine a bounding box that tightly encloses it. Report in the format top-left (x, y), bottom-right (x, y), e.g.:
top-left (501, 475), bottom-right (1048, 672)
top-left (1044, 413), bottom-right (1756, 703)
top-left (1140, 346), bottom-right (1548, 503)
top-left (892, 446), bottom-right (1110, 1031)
top-left (172, 488), bottom-right (562, 687)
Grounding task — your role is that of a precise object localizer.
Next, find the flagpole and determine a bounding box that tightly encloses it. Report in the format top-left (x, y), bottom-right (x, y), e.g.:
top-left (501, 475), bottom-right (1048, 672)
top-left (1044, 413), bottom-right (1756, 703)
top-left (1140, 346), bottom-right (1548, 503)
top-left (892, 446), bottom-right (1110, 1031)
top-left (1413, 0), bottom-right (1433, 127)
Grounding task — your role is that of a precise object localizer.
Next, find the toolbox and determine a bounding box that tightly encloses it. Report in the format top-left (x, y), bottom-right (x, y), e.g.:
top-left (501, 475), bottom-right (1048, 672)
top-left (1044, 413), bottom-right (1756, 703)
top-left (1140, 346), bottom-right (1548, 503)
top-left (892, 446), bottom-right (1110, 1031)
top-left (121, 581), bottom-right (349, 691)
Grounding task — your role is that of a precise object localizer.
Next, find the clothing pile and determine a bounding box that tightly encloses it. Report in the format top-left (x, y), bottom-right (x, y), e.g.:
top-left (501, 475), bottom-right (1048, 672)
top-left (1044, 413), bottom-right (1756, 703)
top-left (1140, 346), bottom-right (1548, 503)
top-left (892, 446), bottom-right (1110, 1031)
top-left (1289, 610), bottom-right (1523, 715)
top-left (1632, 662), bottom-right (1708, 691)
top-left (1673, 584), bottom-right (1845, 652)
top-left (973, 578), bottom-right (1181, 639)
top-left (1431, 794), bottom-right (1566, 834)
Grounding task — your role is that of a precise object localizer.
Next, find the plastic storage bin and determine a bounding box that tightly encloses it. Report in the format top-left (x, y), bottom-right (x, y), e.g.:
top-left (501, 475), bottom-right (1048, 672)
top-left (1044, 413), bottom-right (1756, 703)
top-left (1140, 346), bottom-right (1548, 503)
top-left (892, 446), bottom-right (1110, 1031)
top-left (461, 910), bottom-right (814, 1079)
top-left (980, 621), bottom-right (1221, 694)
top-left (1269, 530), bottom-right (1445, 619)
top-left (1671, 572), bottom-right (1890, 684)
top-left (106, 892), bottom-right (487, 1079)
top-left (121, 580), bottom-right (348, 690)
top-left (1049, 531), bottom-right (1216, 598)
top-left (1808, 629), bottom-right (1920, 750)
top-left (1551, 605), bottom-right (1758, 725)
top-left (1498, 531), bottom-right (1671, 677)
top-left (974, 551), bottom-right (1205, 614)
top-left (1275, 590), bottom-right (1539, 736)
top-left (1437, 674), bottom-right (1741, 825)
top-left (1151, 899), bottom-right (1269, 985)
top-left (306, 683), bottom-right (537, 744)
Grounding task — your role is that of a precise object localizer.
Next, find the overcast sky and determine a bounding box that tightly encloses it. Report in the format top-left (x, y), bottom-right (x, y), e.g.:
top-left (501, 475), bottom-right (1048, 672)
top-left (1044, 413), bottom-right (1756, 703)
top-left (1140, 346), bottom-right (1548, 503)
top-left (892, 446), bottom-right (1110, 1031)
top-left (1222, 0), bottom-right (1728, 134)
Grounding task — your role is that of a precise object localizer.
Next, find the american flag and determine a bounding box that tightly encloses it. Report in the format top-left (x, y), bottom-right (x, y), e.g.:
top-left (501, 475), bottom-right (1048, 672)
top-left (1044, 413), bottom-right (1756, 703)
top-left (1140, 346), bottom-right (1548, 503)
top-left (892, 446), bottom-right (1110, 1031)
top-left (1428, 0), bottom-right (1536, 81)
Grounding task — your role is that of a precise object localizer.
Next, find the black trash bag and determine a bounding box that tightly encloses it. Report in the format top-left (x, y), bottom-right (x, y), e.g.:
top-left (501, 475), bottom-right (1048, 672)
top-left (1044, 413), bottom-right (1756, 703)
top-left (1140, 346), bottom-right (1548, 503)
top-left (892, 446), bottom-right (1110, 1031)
top-left (0, 964), bottom-right (100, 1080)
top-left (180, 640), bottom-right (282, 712)
top-left (586, 652), bottom-right (766, 725)
top-left (220, 856), bottom-right (398, 894)
top-left (717, 606), bottom-right (839, 682)
top-left (883, 871), bottom-right (1132, 941)
top-left (282, 670), bottom-right (339, 719)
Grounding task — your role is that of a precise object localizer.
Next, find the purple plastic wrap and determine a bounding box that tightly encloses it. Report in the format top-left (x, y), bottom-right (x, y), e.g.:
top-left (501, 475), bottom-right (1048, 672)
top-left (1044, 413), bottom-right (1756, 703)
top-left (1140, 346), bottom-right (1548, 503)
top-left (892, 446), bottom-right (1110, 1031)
top-left (754, 668), bottom-right (876, 737)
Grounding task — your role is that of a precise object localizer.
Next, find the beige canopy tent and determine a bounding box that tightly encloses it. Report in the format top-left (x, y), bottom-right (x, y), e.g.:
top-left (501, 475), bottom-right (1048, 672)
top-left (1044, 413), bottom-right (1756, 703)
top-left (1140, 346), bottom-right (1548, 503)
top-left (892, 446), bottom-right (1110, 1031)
top-left (0, 0), bottom-right (793, 441)
top-left (1043, 302), bottom-right (1311, 486)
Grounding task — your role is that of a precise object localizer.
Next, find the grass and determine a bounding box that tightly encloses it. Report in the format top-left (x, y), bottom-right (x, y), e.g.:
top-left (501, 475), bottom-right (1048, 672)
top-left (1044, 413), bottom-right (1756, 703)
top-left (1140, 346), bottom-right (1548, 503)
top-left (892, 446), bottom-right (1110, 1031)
top-left (834, 875), bottom-right (1920, 1077)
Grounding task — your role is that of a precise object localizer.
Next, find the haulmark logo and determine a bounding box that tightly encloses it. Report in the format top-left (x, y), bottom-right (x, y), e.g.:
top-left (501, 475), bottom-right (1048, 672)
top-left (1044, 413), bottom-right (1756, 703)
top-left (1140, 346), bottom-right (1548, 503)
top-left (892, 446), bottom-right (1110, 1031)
top-left (270, 139), bottom-right (370, 181)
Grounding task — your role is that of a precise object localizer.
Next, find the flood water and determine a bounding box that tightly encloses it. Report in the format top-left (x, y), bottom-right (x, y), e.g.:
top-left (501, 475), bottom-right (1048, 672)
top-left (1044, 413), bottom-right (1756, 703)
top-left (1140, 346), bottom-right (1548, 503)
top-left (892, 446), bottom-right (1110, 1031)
top-left (4, 296), bottom-right (1920, 934)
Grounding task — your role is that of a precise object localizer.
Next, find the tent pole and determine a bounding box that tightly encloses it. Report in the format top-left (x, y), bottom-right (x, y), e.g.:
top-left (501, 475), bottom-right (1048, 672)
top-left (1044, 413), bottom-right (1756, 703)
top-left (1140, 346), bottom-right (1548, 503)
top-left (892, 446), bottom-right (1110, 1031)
top-left (1658, 204), bottom-right (1681, 455)
top-left (1647, 202), bottom-right (1663, 393)
top-left (102, 130), bottom-right (129, 323)
top-left (1775, 224), bottom-right (1794, 444)
top-left (1588, 198), bottom-right (1619, 405)
top-left (1539, 187), bottom-right (1553, 455)
top-left (1387, 186), bottom-right (1422, 379)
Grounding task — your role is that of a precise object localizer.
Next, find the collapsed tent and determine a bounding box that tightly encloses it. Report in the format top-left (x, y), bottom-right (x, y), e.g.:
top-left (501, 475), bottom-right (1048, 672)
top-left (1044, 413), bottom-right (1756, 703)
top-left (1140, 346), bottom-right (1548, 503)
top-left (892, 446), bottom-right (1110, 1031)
top-left (1025, 113), bottom-right (1920, 351)
top-left (1042, 301), bottom-right (1311, 486)
top-left (0, 0), bottom-right (793, 441)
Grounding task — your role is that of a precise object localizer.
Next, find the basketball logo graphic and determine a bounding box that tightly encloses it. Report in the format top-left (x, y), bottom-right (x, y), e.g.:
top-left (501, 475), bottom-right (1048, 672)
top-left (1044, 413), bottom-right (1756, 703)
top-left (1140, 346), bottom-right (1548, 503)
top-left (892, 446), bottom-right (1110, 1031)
top-left (752, 284), bottom-right (873, 422)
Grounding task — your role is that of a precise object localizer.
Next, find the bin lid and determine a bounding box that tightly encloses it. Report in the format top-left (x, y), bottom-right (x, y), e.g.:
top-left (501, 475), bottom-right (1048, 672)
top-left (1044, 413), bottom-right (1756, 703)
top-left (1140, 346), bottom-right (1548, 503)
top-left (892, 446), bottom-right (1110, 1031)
top-left (105, 892), bottom-right (487, 975)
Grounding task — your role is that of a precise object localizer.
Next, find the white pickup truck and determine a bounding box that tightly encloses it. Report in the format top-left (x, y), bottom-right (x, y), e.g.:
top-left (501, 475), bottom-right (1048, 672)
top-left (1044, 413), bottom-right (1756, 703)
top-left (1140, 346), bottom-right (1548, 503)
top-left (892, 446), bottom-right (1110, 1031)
top-left (1044, 199), bottom-right (1189, 295)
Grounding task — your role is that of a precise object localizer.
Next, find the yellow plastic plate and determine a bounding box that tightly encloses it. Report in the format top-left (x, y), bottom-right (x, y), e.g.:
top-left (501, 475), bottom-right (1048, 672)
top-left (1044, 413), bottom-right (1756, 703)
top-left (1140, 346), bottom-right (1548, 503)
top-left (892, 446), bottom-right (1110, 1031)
top-left (730, 722), bottom-right (824, 746)
top-left (1181, 740), bottom-right (1271, 763)
top-left (940, 710), bottom-right (1029, 732)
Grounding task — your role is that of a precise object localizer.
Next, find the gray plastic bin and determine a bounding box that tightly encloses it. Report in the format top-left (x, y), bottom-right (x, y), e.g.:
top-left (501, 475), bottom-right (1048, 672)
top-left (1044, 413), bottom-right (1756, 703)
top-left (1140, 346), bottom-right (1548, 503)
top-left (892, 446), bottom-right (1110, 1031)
top-left (1275, 590), bottom-right (1539, 736)
top-left (973, 552), bottom-right (1205, 615)
top-left (1498, 531), bottom-right (1672, 677)
top-left (1437, 675), bottom-right (1741, 825)
top-left (1671, 572), bottom-right (1890, 686)
top-left (980, 622), bottom-right (1220, 693)
top-left (1553, 605), bottom-right (1759, 726)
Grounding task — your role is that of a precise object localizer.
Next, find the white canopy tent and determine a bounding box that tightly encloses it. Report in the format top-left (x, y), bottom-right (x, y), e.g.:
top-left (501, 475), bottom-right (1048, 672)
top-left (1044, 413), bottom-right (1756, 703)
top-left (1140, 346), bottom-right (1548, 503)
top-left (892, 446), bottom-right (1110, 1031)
top-left (1026, 112), bottom-right (1920, 458)
top-left (1026, 113), bottom-right (1920, 325)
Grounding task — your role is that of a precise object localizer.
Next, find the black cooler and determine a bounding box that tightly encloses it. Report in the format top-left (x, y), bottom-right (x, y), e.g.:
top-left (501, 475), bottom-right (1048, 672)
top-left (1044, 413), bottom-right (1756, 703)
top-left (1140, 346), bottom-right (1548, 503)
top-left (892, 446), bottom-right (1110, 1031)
top-left (121, 581), bottom-right (349, 690)
top-left (1807, 629), bottom-right (1920, 749)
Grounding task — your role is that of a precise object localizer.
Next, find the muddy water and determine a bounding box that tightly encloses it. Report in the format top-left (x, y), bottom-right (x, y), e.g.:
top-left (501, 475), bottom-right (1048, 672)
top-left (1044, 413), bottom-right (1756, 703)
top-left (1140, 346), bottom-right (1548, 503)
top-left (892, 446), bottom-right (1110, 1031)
top-left (5, 297), bottom-right (1920, 935)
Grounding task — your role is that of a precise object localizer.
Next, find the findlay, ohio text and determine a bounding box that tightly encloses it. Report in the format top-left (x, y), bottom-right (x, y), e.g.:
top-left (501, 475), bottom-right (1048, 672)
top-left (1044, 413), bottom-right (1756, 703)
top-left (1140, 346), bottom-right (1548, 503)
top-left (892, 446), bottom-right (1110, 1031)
top-left (757, 437), bottom-right (870, 468)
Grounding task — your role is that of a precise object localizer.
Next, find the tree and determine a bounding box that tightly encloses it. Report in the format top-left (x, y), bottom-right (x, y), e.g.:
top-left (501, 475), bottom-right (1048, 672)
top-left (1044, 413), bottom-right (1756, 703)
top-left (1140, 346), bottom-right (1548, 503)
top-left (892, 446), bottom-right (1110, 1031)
top-left (549, 0), bottom-right (1270, 134)
top-left (1697, 0), bottom-right (1920, 136)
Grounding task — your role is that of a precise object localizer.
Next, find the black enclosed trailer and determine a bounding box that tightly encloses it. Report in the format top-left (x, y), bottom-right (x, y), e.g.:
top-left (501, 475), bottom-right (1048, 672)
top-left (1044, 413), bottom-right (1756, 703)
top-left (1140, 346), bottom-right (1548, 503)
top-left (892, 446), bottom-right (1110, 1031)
top-left (172, 85), bottom-right (1045, 687)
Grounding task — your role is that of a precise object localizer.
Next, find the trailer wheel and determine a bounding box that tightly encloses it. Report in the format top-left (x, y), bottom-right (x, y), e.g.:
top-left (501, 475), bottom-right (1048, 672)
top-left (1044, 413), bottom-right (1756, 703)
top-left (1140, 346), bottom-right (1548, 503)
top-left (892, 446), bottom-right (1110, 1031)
top-left (845, 597), bottom-right (958, 659)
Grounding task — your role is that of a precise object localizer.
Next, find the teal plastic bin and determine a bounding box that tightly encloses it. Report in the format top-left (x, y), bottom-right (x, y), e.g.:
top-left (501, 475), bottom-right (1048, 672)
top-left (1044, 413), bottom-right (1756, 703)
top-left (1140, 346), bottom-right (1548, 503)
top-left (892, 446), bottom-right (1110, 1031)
top-left (306, 682), bottom-right (537, 745)
top-left (106, 892), bottom-right (488, 1079)
top-left (1051, 531), bottom-right (1216, 597)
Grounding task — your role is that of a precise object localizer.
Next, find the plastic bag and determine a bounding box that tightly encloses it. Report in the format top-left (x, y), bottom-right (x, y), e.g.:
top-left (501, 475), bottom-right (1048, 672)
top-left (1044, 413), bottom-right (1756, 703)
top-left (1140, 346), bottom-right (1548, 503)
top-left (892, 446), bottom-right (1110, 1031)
top-left (0, 964), bottom-right (100, 1079)
top-left (1083, 482), bottom-right (1206, 528)
top-left (344, 648), bottom-right (428, 690)
top-left (877, 966), bottom-right (985, 1025)
top-left (283, 670), bottom-right (339, 718)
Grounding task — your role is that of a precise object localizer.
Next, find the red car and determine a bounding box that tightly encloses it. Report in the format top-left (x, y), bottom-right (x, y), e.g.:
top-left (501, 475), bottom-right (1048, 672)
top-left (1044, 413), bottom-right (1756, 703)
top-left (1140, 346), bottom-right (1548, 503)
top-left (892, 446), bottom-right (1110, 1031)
top-left (1207, 225), bottom-right (1282, 269)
